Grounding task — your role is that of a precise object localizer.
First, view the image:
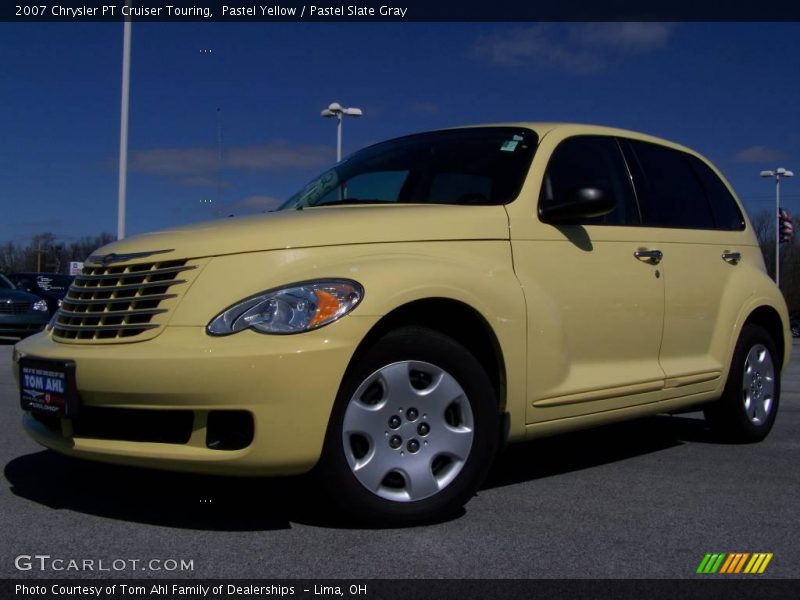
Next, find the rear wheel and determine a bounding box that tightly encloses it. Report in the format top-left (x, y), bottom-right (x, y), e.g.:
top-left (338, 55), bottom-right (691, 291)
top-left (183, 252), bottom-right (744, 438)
top-left (704, 324), bottom-right (780, 443)
top-left (318, 327), bottom-right (498, 525)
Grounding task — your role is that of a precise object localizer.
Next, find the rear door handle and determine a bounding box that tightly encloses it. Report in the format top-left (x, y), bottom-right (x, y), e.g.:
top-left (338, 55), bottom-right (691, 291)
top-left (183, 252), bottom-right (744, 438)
top-left (634, 249), bottom-right (663, 265)
top-left (722, 251), bottom-right (741, 265)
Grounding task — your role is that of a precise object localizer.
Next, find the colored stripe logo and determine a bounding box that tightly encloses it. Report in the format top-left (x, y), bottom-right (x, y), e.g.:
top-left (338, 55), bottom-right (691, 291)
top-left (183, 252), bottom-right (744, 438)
top-left (697, 553), bottom-right (773, 574)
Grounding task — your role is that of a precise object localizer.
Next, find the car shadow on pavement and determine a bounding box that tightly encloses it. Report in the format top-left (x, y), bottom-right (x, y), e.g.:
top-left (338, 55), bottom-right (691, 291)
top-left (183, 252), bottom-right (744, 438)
top-left (4, 449), bottom-right (462, 531)
top-left (4, 450), bottom-right (315, 531)
top-left (482, 413), bottom-right (722, 490)
top-left (5, 414), bottom-right (721, 531)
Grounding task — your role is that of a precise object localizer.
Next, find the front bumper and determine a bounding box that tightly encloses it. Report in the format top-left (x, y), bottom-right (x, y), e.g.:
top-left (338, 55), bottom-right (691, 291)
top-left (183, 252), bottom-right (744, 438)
top-left (14, 316), bottom-right (378, 476)
top-left (0, 312), bottom-right (48, 337)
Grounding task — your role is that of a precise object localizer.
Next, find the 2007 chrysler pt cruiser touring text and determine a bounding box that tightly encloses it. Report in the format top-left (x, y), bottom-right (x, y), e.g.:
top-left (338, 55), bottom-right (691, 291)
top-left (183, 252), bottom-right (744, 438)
top-left (13, 123), bottom-right (791, 524)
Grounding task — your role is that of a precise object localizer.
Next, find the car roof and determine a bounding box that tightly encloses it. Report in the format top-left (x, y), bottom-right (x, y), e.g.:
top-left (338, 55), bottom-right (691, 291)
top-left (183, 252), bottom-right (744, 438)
top-left (457, 122), bottom-right (701, 157)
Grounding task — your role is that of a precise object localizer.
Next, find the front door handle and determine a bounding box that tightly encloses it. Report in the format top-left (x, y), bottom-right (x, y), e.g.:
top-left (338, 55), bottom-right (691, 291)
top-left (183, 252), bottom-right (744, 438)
top-left (634, 249), bottom-right (663, 265)
top-left (722, 250), bottom-right (741, 265)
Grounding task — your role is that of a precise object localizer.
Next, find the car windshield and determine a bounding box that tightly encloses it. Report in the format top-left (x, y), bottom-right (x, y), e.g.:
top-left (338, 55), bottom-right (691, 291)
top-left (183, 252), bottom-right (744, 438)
top-left (280, 127), bottom-right (538, 210)
top-left (0, 274), bottom-right (14, 290)
top-left (34, 274), bottom-right (73, 292)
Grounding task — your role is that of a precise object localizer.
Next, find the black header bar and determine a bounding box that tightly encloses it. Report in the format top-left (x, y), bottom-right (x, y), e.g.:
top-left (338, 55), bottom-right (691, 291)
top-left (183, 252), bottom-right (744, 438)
top-left (3, 579), bottom-right (800, 600)
top-left (4, 0), bottom-right (800, 22)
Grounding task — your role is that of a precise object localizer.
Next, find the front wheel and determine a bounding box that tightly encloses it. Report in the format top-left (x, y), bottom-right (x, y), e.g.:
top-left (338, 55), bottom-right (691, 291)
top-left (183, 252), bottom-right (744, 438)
top-left (317, 327), bottom-right (499, 525)
top-left (704, 324), bottom-right (780, 443)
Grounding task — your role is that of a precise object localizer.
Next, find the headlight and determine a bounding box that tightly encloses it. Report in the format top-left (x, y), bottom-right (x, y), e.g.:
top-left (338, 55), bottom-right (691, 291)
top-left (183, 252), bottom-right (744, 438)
top-left (207, 279), bottom-right (363, 336)
top-left (33, 299), bottom-right (48, 312)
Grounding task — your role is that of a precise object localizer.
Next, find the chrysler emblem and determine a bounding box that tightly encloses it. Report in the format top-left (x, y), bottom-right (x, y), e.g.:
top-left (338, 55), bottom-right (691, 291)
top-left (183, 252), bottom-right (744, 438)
top-left (86, 249), bottom-right (173, 266)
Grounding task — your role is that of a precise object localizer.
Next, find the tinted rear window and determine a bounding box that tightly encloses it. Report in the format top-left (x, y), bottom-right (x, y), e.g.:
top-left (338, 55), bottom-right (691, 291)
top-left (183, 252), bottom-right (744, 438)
top-left (626, 140), bottom-right (716, 230)
top-left (687, 156), bottom-right (746, 231)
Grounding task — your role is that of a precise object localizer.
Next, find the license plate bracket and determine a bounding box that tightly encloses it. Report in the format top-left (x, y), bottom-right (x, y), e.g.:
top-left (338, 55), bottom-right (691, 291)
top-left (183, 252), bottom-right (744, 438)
top-left (19, 357), bottom-right (80, 418)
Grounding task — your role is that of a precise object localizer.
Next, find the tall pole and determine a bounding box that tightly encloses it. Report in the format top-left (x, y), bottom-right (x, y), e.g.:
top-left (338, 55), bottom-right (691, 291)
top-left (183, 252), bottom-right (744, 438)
top-left (321, 102), bottom-right (362, 163)
top-left (117, 1), bottom-right (132, 240)
top-left (776, 175), bottom-right (781, 288)
top-left (216, 107), bottom-right (223, 207)
top-left (762, 168), bottom-right (794, 287)
top-left (336, 113), bottom-right (343, 162)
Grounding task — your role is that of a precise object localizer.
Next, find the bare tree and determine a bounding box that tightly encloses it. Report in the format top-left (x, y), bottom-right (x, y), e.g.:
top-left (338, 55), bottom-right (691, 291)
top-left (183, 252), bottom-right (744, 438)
top-left (0, 233), bottom-right (114, 274)
top-left (749, 209), bottom-right (800, 311)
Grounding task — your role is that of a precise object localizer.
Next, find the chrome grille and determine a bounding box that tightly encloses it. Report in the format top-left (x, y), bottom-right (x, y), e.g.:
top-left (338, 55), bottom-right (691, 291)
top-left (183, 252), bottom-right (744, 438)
top-left (0, 301), bottom-right (30, 314)
top-left (53, 260), bottom-right (196, 342)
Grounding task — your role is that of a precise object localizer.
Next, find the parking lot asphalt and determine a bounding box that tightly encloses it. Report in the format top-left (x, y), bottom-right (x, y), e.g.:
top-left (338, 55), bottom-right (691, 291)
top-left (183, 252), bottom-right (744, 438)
top-left (1, 337), bottom-right (798, 579)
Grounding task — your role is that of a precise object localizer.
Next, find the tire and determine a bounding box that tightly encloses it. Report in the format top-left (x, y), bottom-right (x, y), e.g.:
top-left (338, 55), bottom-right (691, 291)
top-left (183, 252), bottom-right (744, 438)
top-left (317, 326), bottom-right (499, 525)
top-left (704, 324), bottom-right (780, 443)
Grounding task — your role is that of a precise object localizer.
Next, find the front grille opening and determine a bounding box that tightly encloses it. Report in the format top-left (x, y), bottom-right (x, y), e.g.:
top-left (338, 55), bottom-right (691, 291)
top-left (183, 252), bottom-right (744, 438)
top-left (71, 407), bottom-right (193, 444)
top-left (206, 411), bottom-right (254, 451)
top-left (0, 301), bottom-right (31, 314)
top-left (53, 258), bottom-right (195, 342)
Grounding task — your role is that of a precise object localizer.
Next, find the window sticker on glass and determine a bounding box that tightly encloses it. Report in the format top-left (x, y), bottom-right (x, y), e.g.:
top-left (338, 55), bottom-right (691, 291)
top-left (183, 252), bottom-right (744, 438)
top-left (512, 134), bottom-right (524, 141)
top-left (500, 140), bottom-right (519, 152)
top-left (290, 169), bottom-right (339, 208)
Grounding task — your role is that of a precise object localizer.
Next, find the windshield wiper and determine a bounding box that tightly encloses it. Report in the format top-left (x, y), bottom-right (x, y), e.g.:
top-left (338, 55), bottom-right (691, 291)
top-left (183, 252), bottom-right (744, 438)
top-left (311, 198), bottom-right (390, 208)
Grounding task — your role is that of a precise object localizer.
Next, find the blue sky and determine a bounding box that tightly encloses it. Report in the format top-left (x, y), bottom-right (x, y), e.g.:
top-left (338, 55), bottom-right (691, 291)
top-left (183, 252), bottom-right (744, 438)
top-left (2, 22), bottom-right (799, 243)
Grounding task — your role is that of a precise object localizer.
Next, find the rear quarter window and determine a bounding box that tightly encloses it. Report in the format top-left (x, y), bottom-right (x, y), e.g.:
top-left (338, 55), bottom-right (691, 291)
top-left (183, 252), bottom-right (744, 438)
top-left (686, 156), bottom-right (746, 231)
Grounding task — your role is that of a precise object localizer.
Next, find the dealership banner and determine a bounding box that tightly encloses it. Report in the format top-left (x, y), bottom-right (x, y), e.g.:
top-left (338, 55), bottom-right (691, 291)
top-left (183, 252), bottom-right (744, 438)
top-left (4, 0), bottom-right (800, 21)
top-left (3, 580), bottom-right (800, 600)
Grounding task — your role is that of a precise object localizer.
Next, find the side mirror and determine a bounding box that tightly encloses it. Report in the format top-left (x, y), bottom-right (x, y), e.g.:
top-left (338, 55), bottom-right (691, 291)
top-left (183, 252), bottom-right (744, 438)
top-left (539, 187), bottom-right (615, 224)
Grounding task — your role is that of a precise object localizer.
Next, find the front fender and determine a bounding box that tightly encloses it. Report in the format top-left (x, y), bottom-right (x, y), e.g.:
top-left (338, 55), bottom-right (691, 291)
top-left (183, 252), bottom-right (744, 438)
top-left (170, 241), bottom-right (529, 441)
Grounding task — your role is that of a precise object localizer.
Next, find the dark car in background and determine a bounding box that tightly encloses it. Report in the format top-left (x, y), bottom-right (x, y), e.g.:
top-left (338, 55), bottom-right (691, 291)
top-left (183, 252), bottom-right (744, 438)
top-left (7, 272), bottom-right (73, 316)
top-left (0, 273), bottom-right (49, 338)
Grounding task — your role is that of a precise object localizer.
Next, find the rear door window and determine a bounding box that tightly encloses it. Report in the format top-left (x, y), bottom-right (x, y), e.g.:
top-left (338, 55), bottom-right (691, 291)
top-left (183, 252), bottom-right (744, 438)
top-left (624, 140), bottom-right (716, 230)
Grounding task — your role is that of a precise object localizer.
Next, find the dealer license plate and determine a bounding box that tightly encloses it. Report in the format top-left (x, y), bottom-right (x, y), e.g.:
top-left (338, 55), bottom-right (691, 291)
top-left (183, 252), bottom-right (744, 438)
top-left (19, 357), bottom-right (79, 418)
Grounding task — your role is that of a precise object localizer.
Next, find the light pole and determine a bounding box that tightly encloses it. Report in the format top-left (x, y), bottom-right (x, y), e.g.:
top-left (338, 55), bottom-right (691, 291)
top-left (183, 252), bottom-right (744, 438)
top-left (117, 0), bottom-right (133, 240)
top-left (321, 102), bottom-right (362, 162)
top-left (760, 167), bottom-right (794, 287)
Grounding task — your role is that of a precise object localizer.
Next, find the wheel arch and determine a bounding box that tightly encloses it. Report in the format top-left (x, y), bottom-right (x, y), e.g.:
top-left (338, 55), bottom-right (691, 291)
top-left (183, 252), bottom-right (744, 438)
top-left (345, 298), bottom-right (508, 413)
top-left (743, 305), bottom-right (787, 369)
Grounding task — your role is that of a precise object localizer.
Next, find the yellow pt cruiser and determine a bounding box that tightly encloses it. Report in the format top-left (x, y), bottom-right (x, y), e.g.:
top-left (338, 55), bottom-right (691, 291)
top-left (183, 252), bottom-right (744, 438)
top-left (14, 124), bottom-right (791, 524)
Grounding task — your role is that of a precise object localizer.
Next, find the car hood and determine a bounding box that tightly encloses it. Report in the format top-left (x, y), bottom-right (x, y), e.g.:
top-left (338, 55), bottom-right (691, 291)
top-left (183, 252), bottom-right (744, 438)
top-left (88, 204), bottom-right (511, 264)
top-left (0, 289), bottom-right (42, 303)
